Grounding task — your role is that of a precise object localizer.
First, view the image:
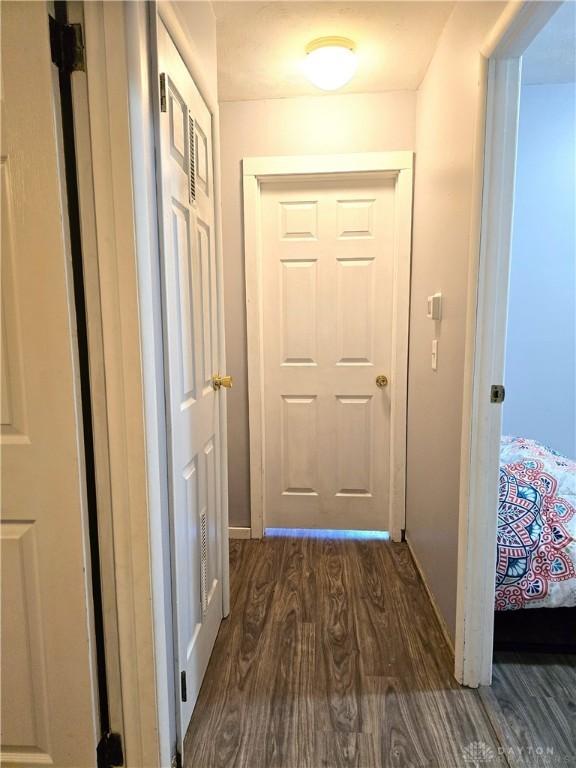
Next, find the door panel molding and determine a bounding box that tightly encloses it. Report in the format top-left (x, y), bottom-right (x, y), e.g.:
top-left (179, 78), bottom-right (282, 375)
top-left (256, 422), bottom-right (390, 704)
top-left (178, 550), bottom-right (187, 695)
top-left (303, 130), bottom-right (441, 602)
top-left (243, 153), bottom-right (413, 539)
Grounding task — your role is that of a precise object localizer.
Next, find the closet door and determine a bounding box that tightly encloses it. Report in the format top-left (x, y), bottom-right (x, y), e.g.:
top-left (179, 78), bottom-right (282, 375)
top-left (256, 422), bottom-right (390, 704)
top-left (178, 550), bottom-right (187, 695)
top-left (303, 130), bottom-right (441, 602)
top-left (156, 19), bottom-right (227, 752)
top-left (1, 3), bottom-right (98, 765)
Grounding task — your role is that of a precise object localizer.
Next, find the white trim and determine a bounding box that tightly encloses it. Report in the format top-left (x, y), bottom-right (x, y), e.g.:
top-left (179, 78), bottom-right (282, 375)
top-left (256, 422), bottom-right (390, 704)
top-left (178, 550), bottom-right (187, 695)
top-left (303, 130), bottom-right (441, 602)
top-left (455, 1), bottom-right (562, 688)
top-left (81, 2), bottom-right (230, 764)
top-left (243, 152), bottom-right (413, 541)
top-left (482, 1), bottom-right (563, 59)
top-left (243, 151), bottom-right (414, 178)
top-left (456, 56), bottom-right (522, 687)
top-left (68, 0), bottom-right (125, 738)
top-left (82, 3), bottom-right (161, 764)
top-left (229, 527), bottom-right (252, 540)
top-left (125, 4), bottom-right (176, 765)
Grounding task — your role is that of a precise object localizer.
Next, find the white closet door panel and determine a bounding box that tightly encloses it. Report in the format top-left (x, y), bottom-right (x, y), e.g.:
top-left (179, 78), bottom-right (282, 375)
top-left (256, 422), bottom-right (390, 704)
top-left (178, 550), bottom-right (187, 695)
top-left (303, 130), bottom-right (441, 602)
top-left (1, 4), bottom-right (98, 764)
top-left (157, 20), bottom-right (224, 750)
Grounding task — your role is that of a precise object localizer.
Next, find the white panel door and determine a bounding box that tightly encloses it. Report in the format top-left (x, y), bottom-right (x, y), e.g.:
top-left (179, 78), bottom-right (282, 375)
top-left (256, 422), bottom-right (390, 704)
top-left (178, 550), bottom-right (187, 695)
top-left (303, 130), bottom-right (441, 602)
top-left (0, 3), bottom-right (98, 766)
top-left (261, 177), bottom-right (396, 530)
top-left (156, 22), bottom-right (224, 747)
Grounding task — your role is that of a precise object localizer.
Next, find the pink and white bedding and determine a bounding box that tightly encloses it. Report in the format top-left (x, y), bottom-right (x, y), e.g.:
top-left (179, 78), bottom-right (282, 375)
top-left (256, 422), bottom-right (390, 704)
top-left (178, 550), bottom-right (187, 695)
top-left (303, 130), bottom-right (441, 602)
top-left (495, 436), bottom-right (576, 611)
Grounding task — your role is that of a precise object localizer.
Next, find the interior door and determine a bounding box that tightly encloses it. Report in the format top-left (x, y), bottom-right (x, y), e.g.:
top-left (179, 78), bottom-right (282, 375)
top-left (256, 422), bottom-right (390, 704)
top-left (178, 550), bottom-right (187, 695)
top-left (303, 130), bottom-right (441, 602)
top-left (0, 3), bottom-right (99, 766)
top-left (156, 21), bottom-right (225, 747)
top-left (261, 176), bottom-right (396, 531)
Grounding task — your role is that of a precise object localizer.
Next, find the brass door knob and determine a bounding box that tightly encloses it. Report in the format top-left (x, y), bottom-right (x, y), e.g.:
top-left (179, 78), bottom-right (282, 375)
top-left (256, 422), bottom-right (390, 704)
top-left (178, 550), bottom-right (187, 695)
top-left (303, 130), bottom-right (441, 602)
top-left (376, 375), bottom-right (388, 389)
top-left (212, 374), bottom-right (233, 390)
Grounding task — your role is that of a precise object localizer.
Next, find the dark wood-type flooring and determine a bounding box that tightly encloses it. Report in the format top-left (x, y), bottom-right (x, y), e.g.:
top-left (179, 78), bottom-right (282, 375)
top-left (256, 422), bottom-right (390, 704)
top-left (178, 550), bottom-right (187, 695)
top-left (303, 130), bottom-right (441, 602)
top-left (184, 535), bottom-right (576, 767)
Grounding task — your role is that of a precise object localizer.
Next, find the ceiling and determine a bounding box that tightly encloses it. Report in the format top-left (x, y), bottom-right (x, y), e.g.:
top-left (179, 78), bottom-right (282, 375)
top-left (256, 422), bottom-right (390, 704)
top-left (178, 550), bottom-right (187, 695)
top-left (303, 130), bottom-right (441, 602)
top-left (522, 2), bottom-right (576, 85)
top-left (214, 1), bottom-right (455, 102)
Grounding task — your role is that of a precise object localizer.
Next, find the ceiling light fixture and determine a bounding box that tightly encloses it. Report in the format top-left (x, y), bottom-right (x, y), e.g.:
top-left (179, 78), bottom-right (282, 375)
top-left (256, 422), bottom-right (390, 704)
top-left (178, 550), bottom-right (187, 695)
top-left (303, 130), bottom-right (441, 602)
top-left (304, 37), bottom-right (357, 91)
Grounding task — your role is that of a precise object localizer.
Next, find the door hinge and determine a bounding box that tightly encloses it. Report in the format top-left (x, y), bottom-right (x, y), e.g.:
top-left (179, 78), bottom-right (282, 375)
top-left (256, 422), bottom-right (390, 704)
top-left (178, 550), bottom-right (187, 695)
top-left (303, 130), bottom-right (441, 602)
top-left (160, 73), bottom-right (167, 112)
top-left (171, 748), bottom-right (183, 768)
top-left (49, 15), bottom-right (85, 72)
top-left (490, 384), bottom-right (506, 404)
top-left (181, 669), bottom-right (187, 702)
top-left (97, 732), bottom-right (124, 768)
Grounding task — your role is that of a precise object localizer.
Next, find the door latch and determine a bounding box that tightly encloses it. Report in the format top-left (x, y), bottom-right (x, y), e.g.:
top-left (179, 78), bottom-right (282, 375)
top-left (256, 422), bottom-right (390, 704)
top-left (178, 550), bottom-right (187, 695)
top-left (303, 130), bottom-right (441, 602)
top-left (490, 384), bottom-right (505, 403)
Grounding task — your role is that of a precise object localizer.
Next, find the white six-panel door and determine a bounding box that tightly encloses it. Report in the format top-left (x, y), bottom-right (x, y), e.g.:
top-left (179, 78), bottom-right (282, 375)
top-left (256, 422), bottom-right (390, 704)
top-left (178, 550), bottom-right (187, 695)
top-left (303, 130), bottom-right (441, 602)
top-left (0, 3), bottom-right (98, 765)
top-left (156, 21), bottom-right (224, 750)
top-left (261, 176), bottom-right (397, 530)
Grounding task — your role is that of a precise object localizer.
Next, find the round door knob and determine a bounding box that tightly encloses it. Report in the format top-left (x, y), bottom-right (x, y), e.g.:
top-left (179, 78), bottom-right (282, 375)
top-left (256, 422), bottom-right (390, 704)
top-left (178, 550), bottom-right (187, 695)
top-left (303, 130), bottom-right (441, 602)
top-left (376, 374), bottom-right (388, 389)
top-left (212, 374), bottom-right (233, 390)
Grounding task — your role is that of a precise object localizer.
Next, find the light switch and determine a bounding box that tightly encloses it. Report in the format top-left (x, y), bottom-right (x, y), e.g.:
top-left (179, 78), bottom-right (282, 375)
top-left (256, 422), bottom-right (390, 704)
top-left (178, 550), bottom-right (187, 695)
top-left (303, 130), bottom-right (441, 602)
top-left (427, 292), bottom-right (442, 320)
top-left (431, 339), bottom-right (438, 371)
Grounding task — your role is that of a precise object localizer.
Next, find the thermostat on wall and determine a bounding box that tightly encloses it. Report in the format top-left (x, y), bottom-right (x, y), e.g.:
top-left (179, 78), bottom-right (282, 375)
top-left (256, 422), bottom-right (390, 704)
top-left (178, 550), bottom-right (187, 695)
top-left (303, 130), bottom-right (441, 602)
top-left (427, 292), bottom-right (442, 321)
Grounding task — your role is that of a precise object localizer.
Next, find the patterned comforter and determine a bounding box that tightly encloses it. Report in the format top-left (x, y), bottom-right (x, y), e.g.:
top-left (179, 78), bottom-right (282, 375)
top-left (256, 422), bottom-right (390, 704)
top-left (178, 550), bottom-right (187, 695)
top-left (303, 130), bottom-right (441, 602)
top-left (495, 436), bottom-right (576, 611)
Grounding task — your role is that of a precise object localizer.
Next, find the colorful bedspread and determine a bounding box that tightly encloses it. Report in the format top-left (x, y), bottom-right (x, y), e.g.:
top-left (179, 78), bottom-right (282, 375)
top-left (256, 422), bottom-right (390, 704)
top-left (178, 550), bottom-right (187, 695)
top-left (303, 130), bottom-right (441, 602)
top-left (495, 436), bottom-right (576, 611)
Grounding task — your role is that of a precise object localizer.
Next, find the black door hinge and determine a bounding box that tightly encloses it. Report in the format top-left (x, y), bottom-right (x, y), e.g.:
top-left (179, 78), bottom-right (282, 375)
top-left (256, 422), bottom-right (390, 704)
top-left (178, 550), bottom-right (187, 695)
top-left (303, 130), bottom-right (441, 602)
top-left (49, 15), bottom-right (85, 72)
top-left (97, 732), bottom-right (124, 768)
top-left (181, 670), bottom-right (187, 702)
top-left (171, 748), bottom-right (183, 768)
top-left (490, 384), bottom-right (506, 404)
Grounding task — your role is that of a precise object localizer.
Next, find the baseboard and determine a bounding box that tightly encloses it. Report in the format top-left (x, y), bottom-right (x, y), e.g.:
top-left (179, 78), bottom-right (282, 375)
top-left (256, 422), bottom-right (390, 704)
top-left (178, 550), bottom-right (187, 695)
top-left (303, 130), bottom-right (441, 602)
top-left (229, 526), bottom-right (251, 539)
top-left (405, 537), bottom-right (455, 659)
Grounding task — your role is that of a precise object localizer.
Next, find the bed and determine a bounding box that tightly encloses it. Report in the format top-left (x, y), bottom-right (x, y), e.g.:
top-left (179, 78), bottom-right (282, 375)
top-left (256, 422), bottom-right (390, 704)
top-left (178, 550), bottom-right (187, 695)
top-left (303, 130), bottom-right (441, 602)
top-left (494, 436), bottom-right (576, 651)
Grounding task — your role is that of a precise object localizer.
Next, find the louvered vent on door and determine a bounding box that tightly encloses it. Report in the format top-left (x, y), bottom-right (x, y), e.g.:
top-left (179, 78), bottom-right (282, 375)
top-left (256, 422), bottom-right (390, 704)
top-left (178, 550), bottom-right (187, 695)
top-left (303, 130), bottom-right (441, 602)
top-left (188, 113), bottom-right (196, 204)
top-left (199, 509), bottom-right (208, 616)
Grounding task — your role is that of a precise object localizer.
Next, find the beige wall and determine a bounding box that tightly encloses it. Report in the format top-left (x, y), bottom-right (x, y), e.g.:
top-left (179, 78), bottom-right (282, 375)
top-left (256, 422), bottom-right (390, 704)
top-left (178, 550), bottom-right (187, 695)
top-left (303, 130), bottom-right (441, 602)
top-left (169, 1), bottom-right (219, 103)
top-left (219, 1), bottom-right (506, 643)
top-left (405, 1), bottom-right (505, 642)
top-left (220, 91), bottom-right (417, 527)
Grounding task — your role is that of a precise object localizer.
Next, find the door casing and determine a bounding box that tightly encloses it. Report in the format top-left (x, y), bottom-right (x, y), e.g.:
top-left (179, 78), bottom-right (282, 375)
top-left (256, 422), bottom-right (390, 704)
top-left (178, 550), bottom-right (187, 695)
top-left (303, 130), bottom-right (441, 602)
top-left (243, 153), bottom-right (414, 540)
top-left (455, 0), bottom-right (563, 688)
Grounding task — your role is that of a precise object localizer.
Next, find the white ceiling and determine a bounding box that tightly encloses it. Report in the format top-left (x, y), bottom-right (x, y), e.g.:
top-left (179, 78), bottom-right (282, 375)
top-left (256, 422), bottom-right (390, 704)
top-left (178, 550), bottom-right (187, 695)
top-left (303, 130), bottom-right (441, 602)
top-left (214, 1), bottom-right (455, 102)
top-left (522, 2), bottom-right (576, 85)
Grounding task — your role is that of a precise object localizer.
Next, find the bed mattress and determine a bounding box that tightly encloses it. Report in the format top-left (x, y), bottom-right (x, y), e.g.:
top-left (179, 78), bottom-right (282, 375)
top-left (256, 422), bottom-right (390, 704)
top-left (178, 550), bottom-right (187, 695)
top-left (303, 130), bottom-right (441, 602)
top-left (495, 436), bottom-right (576, 611)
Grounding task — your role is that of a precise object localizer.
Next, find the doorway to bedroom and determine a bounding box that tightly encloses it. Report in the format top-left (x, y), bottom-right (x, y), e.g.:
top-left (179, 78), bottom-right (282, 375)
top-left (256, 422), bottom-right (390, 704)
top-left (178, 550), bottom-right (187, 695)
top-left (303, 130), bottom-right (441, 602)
top-left (492, 2), bottom-right (576, 652)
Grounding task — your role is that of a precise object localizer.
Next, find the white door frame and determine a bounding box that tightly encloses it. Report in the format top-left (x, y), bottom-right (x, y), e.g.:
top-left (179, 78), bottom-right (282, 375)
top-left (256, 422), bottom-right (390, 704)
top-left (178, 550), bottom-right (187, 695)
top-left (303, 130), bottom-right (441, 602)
top-left (80, 3), bottom-right (163, 764)
top-left (81, 3), bottom-right (230, 765)
top-left (455, 1), bottom-right (563, 688)
top-left (243, 152), bottom-right (413, 540)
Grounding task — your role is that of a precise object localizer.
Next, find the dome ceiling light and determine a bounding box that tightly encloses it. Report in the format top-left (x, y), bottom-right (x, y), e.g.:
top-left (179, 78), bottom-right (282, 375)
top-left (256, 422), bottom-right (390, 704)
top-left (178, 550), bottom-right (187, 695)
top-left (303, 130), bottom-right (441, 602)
top-left (303, 36), bottom-right (357, 91)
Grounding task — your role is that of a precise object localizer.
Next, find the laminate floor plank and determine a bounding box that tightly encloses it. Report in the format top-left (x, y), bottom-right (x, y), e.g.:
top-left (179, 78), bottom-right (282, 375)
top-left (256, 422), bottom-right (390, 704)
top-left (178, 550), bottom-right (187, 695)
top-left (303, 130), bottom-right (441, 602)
top-left (480, 652), bottom-right (576, 768)
top-left (185, 535), bottom-right (573, 768)
top-left (315, 538), bottom-right (367, 734)
top-left (272, 535), bottom-right (317, 624)
top-left (315, 732), bottom-right (379, 768)
top-left (349, 542), bottom-right (418, 683)
top-left (260, 617), bottom-right (316, 768)
top-left (365, 677), bottom-right (505, 768)
top-left (493, 651), bottom-right (576, 699)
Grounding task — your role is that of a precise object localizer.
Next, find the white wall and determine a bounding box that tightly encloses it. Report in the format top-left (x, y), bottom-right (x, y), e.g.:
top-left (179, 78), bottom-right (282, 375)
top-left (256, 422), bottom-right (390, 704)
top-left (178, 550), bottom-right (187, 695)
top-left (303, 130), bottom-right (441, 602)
top-left (503, 82), bottom-right (576, 459)
top-left (405, 1), bottom-right (506, 643)
top-left (219, 91), bottom-right (417, 528)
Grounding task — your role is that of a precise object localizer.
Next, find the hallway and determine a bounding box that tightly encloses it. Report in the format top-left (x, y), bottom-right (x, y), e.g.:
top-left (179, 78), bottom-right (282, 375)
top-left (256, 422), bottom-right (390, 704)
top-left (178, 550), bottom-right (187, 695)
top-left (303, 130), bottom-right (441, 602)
top-left (183, 534), bottom-right (575, 767)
